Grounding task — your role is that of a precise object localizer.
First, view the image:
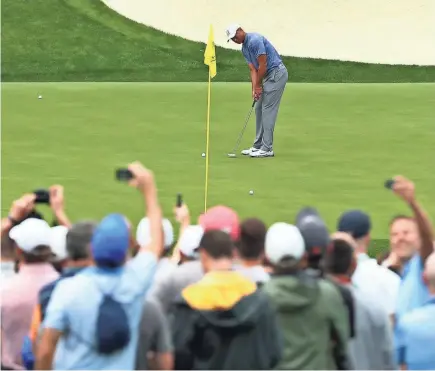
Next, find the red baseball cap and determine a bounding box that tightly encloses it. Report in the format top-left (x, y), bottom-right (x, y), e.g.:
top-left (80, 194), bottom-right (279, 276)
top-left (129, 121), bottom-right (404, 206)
top-left (198, 205), bottom-right (240, 241)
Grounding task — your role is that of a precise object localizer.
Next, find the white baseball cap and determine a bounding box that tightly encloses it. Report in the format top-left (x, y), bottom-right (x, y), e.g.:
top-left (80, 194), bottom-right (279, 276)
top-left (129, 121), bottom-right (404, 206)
top-left (178, 225), bottom-right (204, 258)
top-left (136, 217), bottom-right (174, 249)
top-left (50, 226), bottom-right (69, 261)
top-left (265, 222), bottom-right (306, 265)
top-left (9, 218), bottom-right (52, 253)
top-left (225, 23), bottom-right (241, 41)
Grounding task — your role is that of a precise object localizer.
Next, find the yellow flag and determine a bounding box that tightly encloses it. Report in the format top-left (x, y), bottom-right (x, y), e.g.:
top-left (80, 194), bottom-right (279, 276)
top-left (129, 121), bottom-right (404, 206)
top-left (204, 25), bottom-right (217, 78)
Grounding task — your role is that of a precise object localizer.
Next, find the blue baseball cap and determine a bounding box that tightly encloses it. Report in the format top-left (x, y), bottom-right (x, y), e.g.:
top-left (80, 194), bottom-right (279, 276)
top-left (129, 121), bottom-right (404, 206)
top-left (91, 213), bottom-right (130, 266)
top-left (337, 210), bottom-right (371, 239)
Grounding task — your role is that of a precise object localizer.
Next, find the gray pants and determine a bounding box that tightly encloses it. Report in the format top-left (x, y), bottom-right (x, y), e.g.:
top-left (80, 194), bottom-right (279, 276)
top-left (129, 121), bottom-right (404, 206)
top-left (253, 65), bottom-right (288, 152)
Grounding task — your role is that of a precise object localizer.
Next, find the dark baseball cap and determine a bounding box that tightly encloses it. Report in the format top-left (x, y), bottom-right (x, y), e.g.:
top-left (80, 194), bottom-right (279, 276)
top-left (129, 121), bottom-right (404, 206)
top-left (337, 210), bottom-right (371, 239)
top-left (295, 207), bottom-right (330, 256)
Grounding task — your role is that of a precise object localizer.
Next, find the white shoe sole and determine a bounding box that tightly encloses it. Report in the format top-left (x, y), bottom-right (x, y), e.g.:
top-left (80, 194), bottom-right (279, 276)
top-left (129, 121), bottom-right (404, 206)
top-left (250, 152), bottom-right (274, 158)
top-left (241, 149), bottom-right (259, 156)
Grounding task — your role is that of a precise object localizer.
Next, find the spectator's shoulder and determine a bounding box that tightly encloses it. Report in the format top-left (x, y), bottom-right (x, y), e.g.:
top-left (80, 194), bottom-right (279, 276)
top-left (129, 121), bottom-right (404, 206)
top-left (127, 251), bottom-right (158, 270)
top-left (357, 292), bottom-right (389, 326)
top-left (400, 306), bottom-right (431, 328)
top-left (318, 277), bottom-right (340, 295)
top-left (38, 278), bottom-right (60, 304)
top-left (51, 272), bottom-right (90, 298)
top-left (143, 297), bottom-right (163, 314)
top-left (377, 263), bottom-right (401, 284)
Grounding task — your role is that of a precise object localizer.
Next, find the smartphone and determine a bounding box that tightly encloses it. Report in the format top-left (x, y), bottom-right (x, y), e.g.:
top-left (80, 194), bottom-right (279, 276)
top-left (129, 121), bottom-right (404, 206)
top-left (176, 193), bottom-right (183, 207)
top-left (33, 189), bottom-right (50, 204)
top-left (384, 179), bottom-right (395, 190)
top-left (115, 168), bottom-right (133, 181)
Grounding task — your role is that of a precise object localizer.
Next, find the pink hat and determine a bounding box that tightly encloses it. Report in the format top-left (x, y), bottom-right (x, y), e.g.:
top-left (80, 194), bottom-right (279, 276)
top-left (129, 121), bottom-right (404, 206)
top-left (198, 205), bottom-right (240, 241)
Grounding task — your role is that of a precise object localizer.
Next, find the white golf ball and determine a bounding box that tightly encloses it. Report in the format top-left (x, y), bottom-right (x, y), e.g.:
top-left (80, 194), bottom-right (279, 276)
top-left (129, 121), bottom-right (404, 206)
top-left (249, 190), bottom-right (254, 195)
top-left (201, 153), bottom-right (206, 157)
top-left (38, 95), bottom-right (42, 99)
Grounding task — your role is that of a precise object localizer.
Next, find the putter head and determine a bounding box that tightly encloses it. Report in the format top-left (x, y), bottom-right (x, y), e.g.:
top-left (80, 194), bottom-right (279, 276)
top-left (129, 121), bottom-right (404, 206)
top-left (227, 153), bottom-right (236, 158)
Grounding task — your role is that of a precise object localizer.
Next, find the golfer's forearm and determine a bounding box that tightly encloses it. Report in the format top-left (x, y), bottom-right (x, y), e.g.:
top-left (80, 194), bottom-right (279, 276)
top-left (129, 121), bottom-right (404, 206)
top-left (256, 63), bottom-right (267, 86)
top-left (250, 69), bottom-right (257, 89)
top-left (409, 199), bottom-right (434, 262)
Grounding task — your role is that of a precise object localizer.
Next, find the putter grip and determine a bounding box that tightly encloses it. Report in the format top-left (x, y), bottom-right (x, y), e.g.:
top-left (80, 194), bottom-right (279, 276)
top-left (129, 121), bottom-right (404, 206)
top-left (251, 100), bottom-right (256, 107)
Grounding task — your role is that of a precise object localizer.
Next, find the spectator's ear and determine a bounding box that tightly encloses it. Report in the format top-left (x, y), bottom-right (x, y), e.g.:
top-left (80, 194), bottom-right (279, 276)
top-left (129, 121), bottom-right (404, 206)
top-left (364, 234), bottom-right (371, 245)
top-left (422, 271), bottom-right (429, 286)
top-left (129, 235), bottom-right (140, 258)
top-left (299, 252), bottom-right (309, 269)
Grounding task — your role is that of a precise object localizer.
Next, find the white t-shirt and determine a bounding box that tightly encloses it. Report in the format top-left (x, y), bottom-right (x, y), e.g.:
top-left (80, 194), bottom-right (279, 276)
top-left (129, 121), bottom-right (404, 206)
top-left (352, 253), bottom-right (401, 316)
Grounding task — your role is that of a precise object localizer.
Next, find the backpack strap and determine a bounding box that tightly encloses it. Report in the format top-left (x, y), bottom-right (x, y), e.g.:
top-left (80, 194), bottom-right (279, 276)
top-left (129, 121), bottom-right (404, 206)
top-left (66, 277), bottom-right (125, 352)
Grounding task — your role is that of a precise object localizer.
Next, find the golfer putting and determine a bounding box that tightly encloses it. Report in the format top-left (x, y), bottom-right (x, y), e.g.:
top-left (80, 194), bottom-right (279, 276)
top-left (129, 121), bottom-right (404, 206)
top-left (226, 24), bottom-right (288, 158)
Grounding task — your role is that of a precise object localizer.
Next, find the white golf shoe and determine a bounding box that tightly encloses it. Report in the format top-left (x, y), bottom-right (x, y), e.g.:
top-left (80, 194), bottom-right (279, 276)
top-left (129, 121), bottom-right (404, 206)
top-left (250, 150), bottom-right (274, 158)
top-left (241, 147), bottom-right (260, 156)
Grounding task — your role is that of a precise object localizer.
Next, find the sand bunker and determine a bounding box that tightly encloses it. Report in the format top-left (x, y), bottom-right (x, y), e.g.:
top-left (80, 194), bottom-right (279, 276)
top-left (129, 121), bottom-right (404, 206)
top-left (102, 0), bottom-right (435, 65)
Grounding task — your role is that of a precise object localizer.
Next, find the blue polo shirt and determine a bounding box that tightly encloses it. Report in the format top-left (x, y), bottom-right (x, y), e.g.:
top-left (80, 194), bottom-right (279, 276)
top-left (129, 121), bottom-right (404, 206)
top-left (241, 33), bottom-right (282, 74)
top-left (42, 251), bottom-right (157, 370)
top-left (396, 298), bottom-right (435, 370)
top-left (396, 254), bottom-right (429, 319)
top-left (394, 254), bottom-right (430, 364)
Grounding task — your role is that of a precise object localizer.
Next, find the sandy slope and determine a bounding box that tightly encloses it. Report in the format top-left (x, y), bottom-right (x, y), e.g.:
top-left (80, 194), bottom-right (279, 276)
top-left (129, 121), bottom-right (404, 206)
top-left (102, 0), bottom-right (435, 65)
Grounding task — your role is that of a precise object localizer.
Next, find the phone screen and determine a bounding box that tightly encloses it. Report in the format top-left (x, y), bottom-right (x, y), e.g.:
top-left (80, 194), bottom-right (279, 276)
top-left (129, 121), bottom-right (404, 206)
top-left (116, 169), bottom-right (133, 181)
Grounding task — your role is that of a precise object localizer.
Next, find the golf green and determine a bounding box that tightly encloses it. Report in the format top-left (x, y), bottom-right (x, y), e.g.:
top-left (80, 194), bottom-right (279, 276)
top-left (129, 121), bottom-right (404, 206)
top-left (2, 82), bottom-right (434, 252)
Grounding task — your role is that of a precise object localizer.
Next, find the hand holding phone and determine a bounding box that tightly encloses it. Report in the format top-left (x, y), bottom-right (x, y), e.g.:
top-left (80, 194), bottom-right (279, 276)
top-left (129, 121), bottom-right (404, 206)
top-left (33, 189), bottom-right (50, 204)
top-left (384, 179), bottom-right (395, 190)
top-left (176, 193), bottom-right (183, 207)
top-left (115, 168), bottom-right (134, 182)
top-left (174, 194), bottom-right (190, 225)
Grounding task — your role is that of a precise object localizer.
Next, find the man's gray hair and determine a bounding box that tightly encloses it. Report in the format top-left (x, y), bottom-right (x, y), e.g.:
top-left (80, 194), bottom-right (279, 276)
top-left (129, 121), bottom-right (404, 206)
top-left (66, 220), bottom-right (97, 261)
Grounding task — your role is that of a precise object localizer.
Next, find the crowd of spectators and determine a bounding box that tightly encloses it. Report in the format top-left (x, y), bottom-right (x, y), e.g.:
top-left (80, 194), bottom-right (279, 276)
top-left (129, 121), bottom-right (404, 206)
top-left (1, 162), bottom-right (434, 370)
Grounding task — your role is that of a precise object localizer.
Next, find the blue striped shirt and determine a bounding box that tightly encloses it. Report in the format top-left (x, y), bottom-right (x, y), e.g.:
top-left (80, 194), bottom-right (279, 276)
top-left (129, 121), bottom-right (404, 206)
top-left (242, 33), bottom-right (282, 74)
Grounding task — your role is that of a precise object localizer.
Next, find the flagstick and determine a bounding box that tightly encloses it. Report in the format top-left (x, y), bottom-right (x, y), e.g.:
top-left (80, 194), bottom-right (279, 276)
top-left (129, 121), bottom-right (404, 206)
top-left (204, 70), bottom-right (212, 212)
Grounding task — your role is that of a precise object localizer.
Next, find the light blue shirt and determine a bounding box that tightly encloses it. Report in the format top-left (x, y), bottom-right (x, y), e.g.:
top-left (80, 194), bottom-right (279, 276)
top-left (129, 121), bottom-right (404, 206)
top-left (241, 33), bottom-right (282, 74)
top-left (347, 286), bottom-right (395, 370)
top-left (396, 254), bottom-right (430, 319)
top-left (396, 298), bottom-right (435, 370)
top-left (43, 251), bottom-right (157, 370)
top-left (394, 254), bottom-right (430, 364)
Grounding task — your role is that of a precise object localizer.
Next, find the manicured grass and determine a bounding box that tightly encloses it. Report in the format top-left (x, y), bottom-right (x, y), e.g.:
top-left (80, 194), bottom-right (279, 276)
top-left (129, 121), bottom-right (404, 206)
top-left (1, 0), bottom-right (435, 82)
top-left (2, 83), bottom-right (434, 256)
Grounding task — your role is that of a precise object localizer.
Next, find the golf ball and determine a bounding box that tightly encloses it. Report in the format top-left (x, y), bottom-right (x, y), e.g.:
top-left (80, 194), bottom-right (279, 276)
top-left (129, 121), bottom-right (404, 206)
top-left (201, 153), bottom-right (206, 157)
top-left (38, 95), bottom-right (42, 99)
top-left (249, 190), bottom-right (254, 195)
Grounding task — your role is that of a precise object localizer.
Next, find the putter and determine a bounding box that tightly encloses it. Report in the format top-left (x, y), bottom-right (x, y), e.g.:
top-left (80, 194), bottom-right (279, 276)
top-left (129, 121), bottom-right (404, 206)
top-left (228, 100), bottom-right (256, 158)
